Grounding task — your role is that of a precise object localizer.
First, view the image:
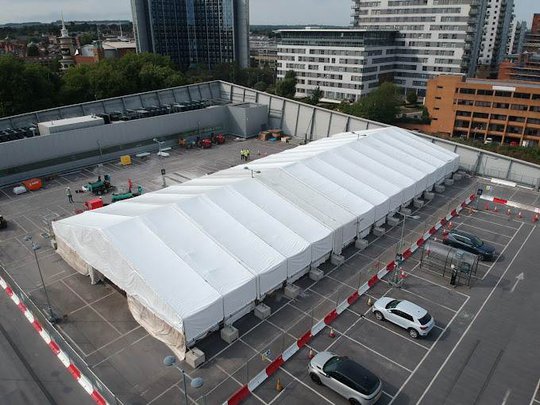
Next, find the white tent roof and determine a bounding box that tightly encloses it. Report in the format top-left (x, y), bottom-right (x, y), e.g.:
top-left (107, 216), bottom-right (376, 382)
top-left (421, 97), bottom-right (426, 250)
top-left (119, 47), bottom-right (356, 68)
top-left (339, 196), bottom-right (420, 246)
top-left (53, 127), bottom-right (459, 343)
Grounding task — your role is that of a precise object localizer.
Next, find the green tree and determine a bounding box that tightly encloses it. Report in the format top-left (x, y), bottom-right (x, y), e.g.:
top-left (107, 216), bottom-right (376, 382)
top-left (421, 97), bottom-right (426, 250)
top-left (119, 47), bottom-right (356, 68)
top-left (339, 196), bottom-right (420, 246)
top-left (344, 82), bottom-right (402, 124)
top-left (253, 81), bottom-right (268, 91)
top-left (79, 32), bottom-right (97, 46)
top-left (275, 70), bottom-right (297, 98)
top-left (309, 87), bottom-right (323, 105)
top-left (406, 89), bottom-right (418, 106)
top-left (26, 44), bottom-right (40, 57)
top-left (0, 55), bottom-right (57, 117)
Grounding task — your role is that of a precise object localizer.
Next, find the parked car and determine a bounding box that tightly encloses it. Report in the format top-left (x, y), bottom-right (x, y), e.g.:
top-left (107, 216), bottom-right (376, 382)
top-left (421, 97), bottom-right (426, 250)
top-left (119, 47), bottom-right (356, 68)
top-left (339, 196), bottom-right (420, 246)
top-left (308, 352), bottom-right (382, 405)
top-left (443, 229), bottom-right (495, 260)
top-left (372, 298), bottom-right (434, 338)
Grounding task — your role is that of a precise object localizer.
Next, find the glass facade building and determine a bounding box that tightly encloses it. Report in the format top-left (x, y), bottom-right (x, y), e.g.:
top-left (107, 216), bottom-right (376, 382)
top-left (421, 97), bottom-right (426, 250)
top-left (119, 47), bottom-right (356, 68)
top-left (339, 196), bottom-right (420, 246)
top-left (131, 0), bottom-right (249, 70)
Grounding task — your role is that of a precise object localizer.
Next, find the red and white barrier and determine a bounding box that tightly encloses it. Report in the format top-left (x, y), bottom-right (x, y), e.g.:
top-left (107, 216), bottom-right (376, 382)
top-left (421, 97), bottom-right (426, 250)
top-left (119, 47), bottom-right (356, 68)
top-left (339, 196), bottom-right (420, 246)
top-left (224, 194), bottom-right (476, 405)
top-left (0, 275), bottom-right (108, 405)
top-left (480, 195), bottom-right (540, 215)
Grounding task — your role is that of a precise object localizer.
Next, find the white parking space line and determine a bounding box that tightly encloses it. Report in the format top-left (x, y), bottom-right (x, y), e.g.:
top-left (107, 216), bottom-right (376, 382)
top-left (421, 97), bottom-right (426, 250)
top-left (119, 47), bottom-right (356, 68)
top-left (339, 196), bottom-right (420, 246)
top-left (277, 366), bottom-right (334, 404)
top-left (404, 272), bottom-right (470, 299)
top-left (361, 316), bottom-right (429, 350)
top-left (382, 280), bottom-right (459, 314)
top-left (477, 222), bottom-right (524, 281)
top-left (529, 377), bottom-right (540, 405)
top-left (389, 293), bottom-right (470, 405)
top-left (456, 213), bottom-right (520, 230)
top-left (339, 333), bottom-right (414, 373)
top-left (453, 224), bottom-right (508, 248)
top-left (416, 225), bottom-right (536, 405)
top-left (238, 338), bottom-right (333, 405)
top-left (454, 221), bottom-right (513, 239)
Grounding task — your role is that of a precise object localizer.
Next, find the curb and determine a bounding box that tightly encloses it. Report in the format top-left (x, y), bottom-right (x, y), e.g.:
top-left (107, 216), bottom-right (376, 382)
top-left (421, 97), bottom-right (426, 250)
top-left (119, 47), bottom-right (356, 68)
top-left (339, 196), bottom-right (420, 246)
top-left (0, 275), bottom-right (109, 405)
top-left (225, 193), bottom-right (476, 405)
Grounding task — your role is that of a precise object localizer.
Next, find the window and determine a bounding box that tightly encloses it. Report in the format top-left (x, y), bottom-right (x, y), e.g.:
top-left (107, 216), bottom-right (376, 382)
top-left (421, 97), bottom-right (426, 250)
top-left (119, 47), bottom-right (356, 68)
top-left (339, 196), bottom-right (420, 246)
top-left (418, 313), bottom-right (432, 325)
top-left (494, 91), bottom-right (512, 98)
top-left (513, 92), bottom-right (531, 99)
top-left (477, 89), bottom-right (494, 96)
top-left (393, 310), bottom-right (413, 322)
top-left (459, 88), bottom-right (475, 94)
top-left (510, 104), bottom-right (528, 111)
top-left (475, 101), bottom-right (491, 108)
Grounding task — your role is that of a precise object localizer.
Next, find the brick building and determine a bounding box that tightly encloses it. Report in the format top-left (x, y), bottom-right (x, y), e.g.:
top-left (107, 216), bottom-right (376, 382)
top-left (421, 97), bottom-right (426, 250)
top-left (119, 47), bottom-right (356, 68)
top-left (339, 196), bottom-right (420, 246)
top-left (425, 75), bottom-right (540, 147)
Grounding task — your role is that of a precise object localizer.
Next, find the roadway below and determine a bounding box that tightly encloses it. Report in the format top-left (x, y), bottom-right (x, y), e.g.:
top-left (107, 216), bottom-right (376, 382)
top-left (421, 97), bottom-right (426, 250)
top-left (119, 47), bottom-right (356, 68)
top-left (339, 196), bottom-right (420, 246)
top-left (0, 289), bottom-right (93, 405)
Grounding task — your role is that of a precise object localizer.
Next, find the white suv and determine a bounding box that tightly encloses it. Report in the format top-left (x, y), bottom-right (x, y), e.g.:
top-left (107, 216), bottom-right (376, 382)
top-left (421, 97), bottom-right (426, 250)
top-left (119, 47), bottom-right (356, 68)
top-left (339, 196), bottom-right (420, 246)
top-left (372, 298), bottom-right (434, 338)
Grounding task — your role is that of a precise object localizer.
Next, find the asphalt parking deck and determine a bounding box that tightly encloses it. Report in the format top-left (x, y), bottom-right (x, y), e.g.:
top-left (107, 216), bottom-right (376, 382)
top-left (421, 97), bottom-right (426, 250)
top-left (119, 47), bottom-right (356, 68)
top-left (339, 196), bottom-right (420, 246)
top-left (1, 145), bottom-right (539, 405)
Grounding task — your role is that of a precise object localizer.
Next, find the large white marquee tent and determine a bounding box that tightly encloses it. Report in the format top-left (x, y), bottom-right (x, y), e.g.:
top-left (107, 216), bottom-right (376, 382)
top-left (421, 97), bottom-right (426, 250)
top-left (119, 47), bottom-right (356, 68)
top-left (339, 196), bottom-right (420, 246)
top-left (53, 126), bottom-right (459, 358)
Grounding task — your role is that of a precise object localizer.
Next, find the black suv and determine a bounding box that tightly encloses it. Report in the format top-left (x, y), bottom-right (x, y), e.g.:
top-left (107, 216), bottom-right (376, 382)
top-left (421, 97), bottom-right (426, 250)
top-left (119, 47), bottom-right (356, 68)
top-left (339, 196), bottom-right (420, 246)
top-left (443, 230), bottom-right (495, 260)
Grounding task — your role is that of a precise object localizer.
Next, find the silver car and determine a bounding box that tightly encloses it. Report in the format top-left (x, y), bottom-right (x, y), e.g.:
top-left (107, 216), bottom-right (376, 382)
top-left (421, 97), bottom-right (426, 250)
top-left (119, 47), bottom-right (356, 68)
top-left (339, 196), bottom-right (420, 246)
top-left (372, 297), bottom-right (435, 338)
top-left (308, 351), bottom-right (383, 405)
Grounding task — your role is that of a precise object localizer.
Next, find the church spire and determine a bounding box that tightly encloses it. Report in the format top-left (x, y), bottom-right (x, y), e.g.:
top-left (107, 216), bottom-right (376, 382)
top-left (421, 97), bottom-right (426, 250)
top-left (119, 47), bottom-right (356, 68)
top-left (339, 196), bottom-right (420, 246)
top-left (60, 12), bottom-right (69, 38)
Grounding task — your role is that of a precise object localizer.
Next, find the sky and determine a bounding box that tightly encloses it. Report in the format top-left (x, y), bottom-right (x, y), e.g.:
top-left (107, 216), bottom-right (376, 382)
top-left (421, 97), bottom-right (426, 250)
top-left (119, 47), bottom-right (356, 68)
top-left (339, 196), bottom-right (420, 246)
top-left (0, 0), bottom-right (537, 26)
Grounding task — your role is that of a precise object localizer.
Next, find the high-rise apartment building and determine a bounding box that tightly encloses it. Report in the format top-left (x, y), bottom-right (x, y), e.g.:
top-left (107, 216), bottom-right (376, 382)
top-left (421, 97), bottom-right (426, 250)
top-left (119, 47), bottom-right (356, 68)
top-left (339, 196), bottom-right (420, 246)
top-left (477, 0), bottom-right (514, 75)
top-left (352, 0), bottom-right (486, 96)
top-left (507, 20), bottom-right (527, 55)
top-left (524, 14), bottom-right (540, 53)
top-left (131, 0), bottom-right (249, 70)
top-left (277, 29), bottom-right (397, 102)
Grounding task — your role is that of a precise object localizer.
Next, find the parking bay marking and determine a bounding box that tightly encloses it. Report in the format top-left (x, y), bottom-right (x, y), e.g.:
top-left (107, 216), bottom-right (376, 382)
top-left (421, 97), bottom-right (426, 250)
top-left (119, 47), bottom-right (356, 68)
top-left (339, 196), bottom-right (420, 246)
top-left (529, 377), bottom-right (540, 405)
top-left (387, 292), bottom-right (470, 405)
top-left (414, 225), bottom-right (536, 405)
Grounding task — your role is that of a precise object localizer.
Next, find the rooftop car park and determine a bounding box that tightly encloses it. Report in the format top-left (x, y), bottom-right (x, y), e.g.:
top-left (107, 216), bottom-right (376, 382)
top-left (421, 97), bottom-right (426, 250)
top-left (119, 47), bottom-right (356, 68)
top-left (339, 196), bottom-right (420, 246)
top-left (1, 131), bottom-right (539, 405)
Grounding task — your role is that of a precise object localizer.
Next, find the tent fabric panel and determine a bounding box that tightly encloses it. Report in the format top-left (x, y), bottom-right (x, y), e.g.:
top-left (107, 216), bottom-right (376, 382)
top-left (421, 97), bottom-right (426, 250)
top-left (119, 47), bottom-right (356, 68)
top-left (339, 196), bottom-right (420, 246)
top-left (171, 196), bottom-right (288, 297)
top-left (304, 156), bottom-right (395, 217)
top-left (349, 142), bottom-right (429, 193)
top-left (140, 206), bottom-right (257, 319)
top-left (227, 180), bottom-right (334, 262)
top-left (104, 219), bottom-right (224, 341)
top-left (372, 131), bottom-right (448, 183)
top-left (334, 147), bottom-right (417, 204)
top-left (282, 164), bottom-right (375, 224)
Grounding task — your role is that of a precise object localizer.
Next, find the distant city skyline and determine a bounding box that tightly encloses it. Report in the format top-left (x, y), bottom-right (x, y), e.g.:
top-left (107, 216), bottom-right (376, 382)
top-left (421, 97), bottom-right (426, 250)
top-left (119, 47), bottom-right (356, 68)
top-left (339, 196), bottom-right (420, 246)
top-left (0, 0), bottom-right (537, 26)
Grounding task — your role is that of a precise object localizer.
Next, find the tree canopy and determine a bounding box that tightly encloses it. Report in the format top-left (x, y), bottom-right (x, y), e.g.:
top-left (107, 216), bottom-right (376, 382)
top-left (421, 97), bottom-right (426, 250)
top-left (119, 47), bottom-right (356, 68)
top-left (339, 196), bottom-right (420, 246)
top-left (275, 70), bottom-right (297, 98)
top-left (0, 55), bottom-right (59, 117)
top-left (341, 82), bottom-right (402, 124)
top-left (0, 52), bottom-right (275, 118)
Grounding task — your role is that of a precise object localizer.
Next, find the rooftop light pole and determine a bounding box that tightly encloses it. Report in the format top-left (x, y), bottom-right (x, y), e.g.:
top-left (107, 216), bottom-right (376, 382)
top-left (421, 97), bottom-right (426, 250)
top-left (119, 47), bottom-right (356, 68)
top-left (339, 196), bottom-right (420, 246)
top-left (163, 355), bottom-right (204, 404)
top-left (395, 212), bottom-right (421, 255)
top-left (244, 166), bottom-right (261, 178)
top-left (153, 138), bottom-right (167, 187)
top-left (23, 235), bottom-right (62, 324)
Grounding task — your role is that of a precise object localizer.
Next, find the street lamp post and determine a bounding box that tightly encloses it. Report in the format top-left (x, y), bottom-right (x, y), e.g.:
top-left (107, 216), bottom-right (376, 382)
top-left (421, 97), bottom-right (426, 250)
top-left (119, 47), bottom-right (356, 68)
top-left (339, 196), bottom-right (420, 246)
top-left (395, 211), bottom-right (421, 254)
top-left (163, 355), bottom-right (204, 405)
top-left (244, 166), bottom-right (261, 178)
top-left (153, 138), bottom-right (167, 187)
top-left (23, 235), bottom-right (62, 324)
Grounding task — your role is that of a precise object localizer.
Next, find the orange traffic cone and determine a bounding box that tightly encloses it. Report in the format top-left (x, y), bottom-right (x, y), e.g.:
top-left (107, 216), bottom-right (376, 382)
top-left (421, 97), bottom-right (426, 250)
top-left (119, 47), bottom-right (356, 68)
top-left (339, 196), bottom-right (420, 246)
top-left (328, 327), bottom-right (336, 338)
top-left (276, 378), bottom-right (284, 392)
